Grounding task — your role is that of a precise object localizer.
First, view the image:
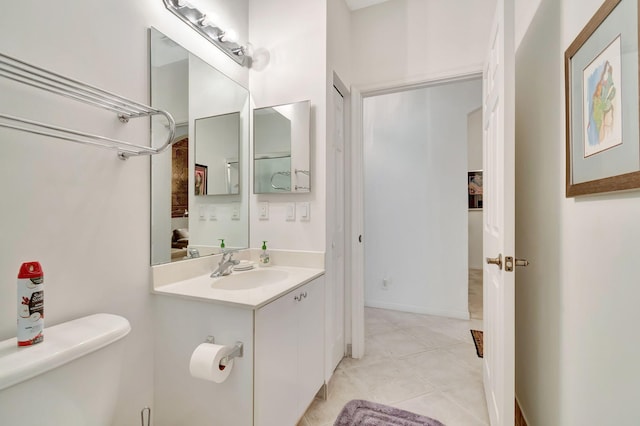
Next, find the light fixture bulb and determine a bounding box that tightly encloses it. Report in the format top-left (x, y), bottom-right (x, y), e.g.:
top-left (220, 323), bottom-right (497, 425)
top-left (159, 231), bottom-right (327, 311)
top-left (219, 29), bottom-right (238, 43)
top-left (231, 46), bottom-right (245, 56)
top-left (199, 15), bottom-right (215, 27)
top-left (242, 43), bottom-right (255, 58)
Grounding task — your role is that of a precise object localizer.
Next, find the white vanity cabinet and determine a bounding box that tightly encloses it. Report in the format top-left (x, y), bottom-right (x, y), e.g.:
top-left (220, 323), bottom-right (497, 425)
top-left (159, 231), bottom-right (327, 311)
top-left (254, 275), bottom-right (325, 426)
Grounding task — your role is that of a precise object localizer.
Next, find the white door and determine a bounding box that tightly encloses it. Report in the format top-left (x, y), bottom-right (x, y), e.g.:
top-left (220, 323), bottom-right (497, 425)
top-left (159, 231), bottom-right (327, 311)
top-left (328, 86), bottom-right (346, 373)
top-left (482, 0), bottom-right (515, 425)
top-left (254, 290), bottom-right (300, 426)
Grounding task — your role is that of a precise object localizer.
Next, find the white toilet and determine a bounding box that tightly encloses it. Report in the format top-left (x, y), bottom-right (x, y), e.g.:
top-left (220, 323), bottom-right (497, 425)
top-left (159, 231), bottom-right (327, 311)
top-left (0, 313), bottom-right (131, 426)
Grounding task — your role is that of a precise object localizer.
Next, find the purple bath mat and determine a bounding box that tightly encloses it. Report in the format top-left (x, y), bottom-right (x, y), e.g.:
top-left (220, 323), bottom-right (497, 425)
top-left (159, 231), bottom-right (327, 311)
top-left (333, 399), bottom-right (445, 426)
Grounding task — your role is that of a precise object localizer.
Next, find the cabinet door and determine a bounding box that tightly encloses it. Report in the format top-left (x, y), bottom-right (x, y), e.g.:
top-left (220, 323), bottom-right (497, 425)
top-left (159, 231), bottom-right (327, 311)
top-left (255, 290), bottom-right (299, 426)
top-left (296, 276), bottom-right (325, 418)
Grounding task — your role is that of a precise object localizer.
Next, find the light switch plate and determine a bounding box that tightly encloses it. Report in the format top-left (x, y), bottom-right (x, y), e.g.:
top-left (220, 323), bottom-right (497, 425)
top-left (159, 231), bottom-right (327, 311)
top-left (208, 206), bottom-right (217, 220)
top-left (199, 205), bottom-right (206, 221)
top-left (286, 203), bottom-right (296, 221)
top-left (232, 205), bottom-right (240, 220)
top-left (299, 202), bottom-right (310, 221)
top-left (259, 202), bottom-right (269, 220)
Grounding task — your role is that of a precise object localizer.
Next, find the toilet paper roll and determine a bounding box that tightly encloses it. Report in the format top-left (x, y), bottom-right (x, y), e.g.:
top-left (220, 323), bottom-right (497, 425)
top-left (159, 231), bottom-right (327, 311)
top-left (189, 343), bottom-right (235, 383)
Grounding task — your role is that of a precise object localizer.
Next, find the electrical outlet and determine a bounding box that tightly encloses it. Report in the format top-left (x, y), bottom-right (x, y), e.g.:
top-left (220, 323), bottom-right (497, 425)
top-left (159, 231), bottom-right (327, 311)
top-left (382, 278), bottom-right (390, 290)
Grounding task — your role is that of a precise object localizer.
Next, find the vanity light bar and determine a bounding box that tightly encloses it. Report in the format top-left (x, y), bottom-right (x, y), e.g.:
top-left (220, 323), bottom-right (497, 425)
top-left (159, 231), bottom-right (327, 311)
top-left (162, 0), bottom-right (251, 67)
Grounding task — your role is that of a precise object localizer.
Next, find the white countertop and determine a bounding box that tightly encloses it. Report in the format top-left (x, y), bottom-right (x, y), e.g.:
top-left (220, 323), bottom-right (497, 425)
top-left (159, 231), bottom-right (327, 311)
top-left (151, 249), bottom-right (325, 309)
top-left (153, 265), bottom-right (324, 309)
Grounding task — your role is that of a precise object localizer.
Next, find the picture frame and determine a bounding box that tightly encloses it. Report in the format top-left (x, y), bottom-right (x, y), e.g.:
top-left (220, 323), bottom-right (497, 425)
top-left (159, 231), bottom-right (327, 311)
top-left (195, 163), bottom-right (208, 196)
top-left (468, 170), bottom-right (483, 210)
top-left (564, 0), bottom-right (640, 197)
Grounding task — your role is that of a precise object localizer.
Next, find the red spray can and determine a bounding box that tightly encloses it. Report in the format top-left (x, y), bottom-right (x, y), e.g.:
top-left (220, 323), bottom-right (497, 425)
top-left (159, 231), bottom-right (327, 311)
top-left (17, 262), bottom-right (44, 346)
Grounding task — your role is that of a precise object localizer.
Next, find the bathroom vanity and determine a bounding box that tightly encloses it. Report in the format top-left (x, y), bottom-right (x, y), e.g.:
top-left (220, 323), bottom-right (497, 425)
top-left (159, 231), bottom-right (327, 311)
top-left (151, 250), bottom-right (325, 426)
top-left (254, 276), bottom-right (324, 425)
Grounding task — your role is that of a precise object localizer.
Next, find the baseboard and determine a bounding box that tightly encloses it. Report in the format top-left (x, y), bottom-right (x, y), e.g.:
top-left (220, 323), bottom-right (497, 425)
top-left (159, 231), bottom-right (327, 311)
top-left (364, 299), bottom-right (470, 320)
top-left (515, 396), bottom-right (528, 426)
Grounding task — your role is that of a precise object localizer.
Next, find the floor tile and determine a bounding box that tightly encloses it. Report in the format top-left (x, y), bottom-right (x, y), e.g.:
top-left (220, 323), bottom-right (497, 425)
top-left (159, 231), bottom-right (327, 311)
top-left (395, 391), bottom-right (488, 426)
top-left (442, 379), bottom-right (490, 424)
top-left (303, 270), bottom-right (485, 426)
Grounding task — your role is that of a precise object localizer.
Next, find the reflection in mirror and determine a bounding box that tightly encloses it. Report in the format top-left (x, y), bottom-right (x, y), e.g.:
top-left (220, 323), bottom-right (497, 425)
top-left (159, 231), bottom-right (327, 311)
top-left (150, 28), bottom-right (249, 265)
top-left (195, 112), bottom-right (240, 195)
top-left (253, 100), bottom-right (311, 193)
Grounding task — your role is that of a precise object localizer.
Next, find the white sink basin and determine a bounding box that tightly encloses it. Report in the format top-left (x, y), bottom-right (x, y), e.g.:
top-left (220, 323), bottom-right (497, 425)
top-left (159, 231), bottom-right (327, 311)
top-left (211, 268), bottom-right (290, 290)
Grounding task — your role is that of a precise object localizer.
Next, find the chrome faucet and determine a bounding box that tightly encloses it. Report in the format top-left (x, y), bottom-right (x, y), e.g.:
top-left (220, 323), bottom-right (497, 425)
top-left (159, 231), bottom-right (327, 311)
top-left (211, 249), bottom-right (240, 277)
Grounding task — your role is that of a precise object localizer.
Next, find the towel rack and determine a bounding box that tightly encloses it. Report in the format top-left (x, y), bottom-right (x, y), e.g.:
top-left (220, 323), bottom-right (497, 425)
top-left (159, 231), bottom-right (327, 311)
top-left (0, 52), bottom-right (176, 160)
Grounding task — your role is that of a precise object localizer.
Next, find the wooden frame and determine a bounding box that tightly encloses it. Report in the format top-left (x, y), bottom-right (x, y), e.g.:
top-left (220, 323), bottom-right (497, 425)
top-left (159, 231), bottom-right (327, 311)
top-left (565, 0), bottom-right (640, 196)
top-left (171, 137), bottom-right (189, 218)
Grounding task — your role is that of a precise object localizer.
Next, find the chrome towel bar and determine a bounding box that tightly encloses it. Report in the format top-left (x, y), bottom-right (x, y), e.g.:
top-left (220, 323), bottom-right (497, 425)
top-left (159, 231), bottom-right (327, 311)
top-left (0, 52), bottom-right (176, 160)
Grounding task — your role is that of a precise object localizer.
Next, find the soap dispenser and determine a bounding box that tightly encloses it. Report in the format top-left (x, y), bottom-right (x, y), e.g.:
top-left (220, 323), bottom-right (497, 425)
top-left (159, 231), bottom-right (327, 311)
top-left (259, 241), bottom-right (271, 267)
top-left (219, 239), bottom-right (225, 252)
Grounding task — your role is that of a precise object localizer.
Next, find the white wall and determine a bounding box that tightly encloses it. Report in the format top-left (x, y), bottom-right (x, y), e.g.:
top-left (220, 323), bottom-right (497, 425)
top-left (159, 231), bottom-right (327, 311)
top-left (515, 0), bottom-right (640, 424)
top-left (467, 107), bottom-right (483, 269)
top-left (249, 0), bottom-right (327, 251)
top-left (351, 0), bottom-right (496, 88)
top-left (363, 79), bottom-right (481, 318)
top-left (0, 0), bottom-right (248, 424)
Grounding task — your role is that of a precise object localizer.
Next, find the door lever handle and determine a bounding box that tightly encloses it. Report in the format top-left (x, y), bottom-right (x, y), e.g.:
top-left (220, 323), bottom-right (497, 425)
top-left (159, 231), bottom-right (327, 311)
top-left (486, 254), bottom-right (502, 270)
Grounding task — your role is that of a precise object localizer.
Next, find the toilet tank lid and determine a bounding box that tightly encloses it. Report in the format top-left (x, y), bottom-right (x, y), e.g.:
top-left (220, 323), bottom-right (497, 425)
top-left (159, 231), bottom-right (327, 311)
top-left (0, 313), bottom-right (131, 392)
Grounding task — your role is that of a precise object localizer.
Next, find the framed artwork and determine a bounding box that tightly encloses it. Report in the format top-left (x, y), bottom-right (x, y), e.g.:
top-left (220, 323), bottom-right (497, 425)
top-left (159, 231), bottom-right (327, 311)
top-left (468, 170), bottom-right (483, 210)
top-left (171, 137), bottom-right (188, 217)
top-left (565, 0), bottom-right (640, 196)
top-left (195, 163), bottom-right (207, 196)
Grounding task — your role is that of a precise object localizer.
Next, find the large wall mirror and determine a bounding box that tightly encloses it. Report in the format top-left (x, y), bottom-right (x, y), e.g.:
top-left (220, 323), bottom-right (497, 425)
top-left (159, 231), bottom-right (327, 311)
top-left (253, 100), bottom-right (311, 193)
top-left (150, 28), bottom-right (249, 265)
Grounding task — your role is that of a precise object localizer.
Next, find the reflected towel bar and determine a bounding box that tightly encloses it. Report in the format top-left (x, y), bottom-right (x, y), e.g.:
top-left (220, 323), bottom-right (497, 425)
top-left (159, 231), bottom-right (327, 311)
top-left (270, 171), bottom-right (291, 191)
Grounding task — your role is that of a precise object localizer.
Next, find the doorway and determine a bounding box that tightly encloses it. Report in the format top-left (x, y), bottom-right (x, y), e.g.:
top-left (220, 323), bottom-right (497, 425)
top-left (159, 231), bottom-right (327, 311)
top-left (360, 77), bottom-right (482, 319)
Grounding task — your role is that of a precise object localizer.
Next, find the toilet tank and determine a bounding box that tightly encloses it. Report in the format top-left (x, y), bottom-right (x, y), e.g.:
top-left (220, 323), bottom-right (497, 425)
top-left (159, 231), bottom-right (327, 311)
top-left (0, 313), bottom-right (131, 426)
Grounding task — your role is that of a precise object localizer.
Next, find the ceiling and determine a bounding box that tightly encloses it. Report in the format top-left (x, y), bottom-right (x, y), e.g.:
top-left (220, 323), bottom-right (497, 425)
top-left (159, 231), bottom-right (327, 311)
top-left (344, 0), bottom-right (391, 11)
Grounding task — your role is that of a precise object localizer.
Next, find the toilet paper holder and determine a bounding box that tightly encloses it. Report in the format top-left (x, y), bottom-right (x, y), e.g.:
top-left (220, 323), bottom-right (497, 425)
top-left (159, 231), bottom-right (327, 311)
top-left (204, 335), bottom-right (244, 367)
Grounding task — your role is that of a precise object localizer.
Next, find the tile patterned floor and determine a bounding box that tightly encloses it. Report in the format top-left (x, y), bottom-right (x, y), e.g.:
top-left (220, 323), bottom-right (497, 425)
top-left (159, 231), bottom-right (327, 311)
top-left (299, 270), bottom-right (486, 426)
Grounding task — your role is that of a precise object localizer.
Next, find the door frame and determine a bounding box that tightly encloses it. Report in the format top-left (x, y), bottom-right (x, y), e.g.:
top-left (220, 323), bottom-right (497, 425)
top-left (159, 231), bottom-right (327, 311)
top-left (349, 69), bottom-right (483, 358)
